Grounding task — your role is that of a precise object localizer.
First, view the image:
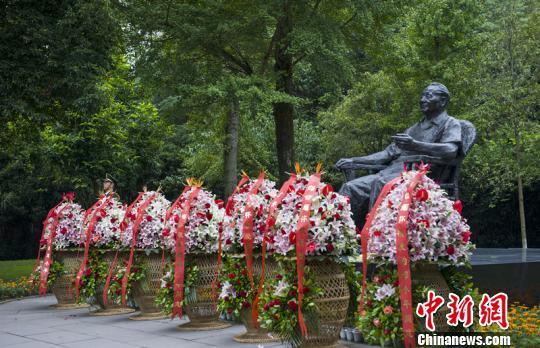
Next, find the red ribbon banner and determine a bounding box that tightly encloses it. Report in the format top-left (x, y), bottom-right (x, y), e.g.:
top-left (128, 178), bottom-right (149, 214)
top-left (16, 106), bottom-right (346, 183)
top-left (242, 172), bottom-right (265, 292)
top-left (120, 192), bottom-right (158, 306)
top-left (171, 186), bottom-right (201, 319)
top-left (295, 172), bottom-right (321, 337)
top-left (75, 194), bottom-right (114, 298)
top-left (252, 173), bottom-right (297, 325)
top-left (38, 200), bottom-right (70, 295)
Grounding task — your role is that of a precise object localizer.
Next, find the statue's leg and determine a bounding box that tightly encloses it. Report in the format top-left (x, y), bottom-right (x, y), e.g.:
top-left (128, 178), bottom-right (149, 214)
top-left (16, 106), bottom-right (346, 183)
top-left (368, 171), bottom-right (401, 208)
top-left (339, 174), bottom-right (379, 227)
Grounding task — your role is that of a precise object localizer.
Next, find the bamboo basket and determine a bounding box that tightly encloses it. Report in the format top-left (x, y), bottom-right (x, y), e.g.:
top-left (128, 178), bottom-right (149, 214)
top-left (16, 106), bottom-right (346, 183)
top-left (129, 250), bottom-right (168, 320)
top-left (177, 253), bottom-right (231, 331)
top-left (297, 258), bottom-right (350, 348)
top-left (90, 250), bottom-right (135, 316)
top-left (50, 249), bottom-right (89, 309)
top-left (233, 254), bottom-right (279, 343)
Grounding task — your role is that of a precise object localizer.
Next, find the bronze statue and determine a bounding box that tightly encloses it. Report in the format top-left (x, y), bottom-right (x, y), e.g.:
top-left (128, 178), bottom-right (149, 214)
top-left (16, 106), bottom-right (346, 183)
top-left (336, 82), bottom-right (465, 225)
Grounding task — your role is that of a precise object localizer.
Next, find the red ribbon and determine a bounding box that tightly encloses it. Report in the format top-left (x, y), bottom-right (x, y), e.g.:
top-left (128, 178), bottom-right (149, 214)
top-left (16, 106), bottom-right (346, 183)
top-left (166, 186), bottom-right (191, 222)
top-left (75, 194), bottom-right (114, 298)
top-left (102, 250), bottom-right (119, 305)
top-left (225, 174), bottom-right (250, 216)
top-left (358, 176), bottom-right (402, 313)
top-left (395, 168), bottom-right (427, 348)
top-left (252, 173), bottom-right (297, 325)
top-left (242, 172), bottom-right (265, 292)
top-left (295, 172), bottom-right (321, 337)
top-left (120, 192), bottom-right (158, 306)
top-left (38, 203), bottom-right (69, 295)
top-left (119, 192), bottom-right (145, 237)
top-left (171, 186), bottom-right (201, 319)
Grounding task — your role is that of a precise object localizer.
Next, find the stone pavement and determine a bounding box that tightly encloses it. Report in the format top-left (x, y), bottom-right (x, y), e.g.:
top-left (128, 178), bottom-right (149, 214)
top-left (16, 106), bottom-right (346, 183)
top-left (0, 295), bottom-right (372, 348)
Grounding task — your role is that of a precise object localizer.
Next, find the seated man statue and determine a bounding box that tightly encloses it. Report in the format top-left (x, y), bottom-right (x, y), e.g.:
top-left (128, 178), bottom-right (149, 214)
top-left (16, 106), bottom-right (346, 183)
top-left (336, 82), bottom-right (462, 225)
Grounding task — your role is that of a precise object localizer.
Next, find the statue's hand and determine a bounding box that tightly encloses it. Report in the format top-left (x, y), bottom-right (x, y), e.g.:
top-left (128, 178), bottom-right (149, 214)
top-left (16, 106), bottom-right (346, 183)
top-left (392, 133), bottom-right (415, 150)
top-left (335, 158), bottom-right (354, 170)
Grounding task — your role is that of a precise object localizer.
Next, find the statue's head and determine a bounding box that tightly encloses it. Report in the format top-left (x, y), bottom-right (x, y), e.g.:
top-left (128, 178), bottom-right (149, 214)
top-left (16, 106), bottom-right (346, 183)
top-left (103, 176), bottom-right (115, 193)
top-left (420, 82), bottom-right (450, 116)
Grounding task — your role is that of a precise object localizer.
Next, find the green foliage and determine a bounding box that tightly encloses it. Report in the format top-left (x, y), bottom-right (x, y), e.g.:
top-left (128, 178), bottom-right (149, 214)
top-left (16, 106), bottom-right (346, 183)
top-left (217, 255), bottom-right (255, 320)
top-left (155, 262), bottom-right (199, 314)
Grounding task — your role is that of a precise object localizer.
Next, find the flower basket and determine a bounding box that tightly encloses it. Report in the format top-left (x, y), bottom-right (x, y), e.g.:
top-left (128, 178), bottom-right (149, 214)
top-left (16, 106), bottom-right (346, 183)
top-left (300, 257), bottom-right (349, 348)
top-left (90, 250), bottom-right (135, 316)
top-left (177, 253), bottom-right (231, 331)
top-left (130, 250), bottom-right (168, 320)
top-left (50, 249), bottom-right (89, 309)
top-left (412, 262), bottom-right (451, 332)
top-left (232, 255), bottom-right (278, 343)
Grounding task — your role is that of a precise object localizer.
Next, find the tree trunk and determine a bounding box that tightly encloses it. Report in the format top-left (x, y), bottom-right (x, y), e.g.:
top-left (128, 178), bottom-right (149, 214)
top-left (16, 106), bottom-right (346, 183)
top-left (517, 174), bottom-right (527, 248)
top-left (273, 0), bottom-right (294, 183)
top-left (223, 97), bottom-right (240, 198)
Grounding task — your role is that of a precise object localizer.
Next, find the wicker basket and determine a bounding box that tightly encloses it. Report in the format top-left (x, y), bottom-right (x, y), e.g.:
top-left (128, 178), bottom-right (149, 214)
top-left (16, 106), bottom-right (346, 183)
top-left (50, 249), bottom-right (89, 309)
top-left (129, 250), bottom-right (168, 320)
top-left (298, 257), bottom-right (350, 348)
top-left (177, 253), bottom-right (231, 331)
top-left (412, 262), bottom-right (451, 332)
top-left (90, 250), bottom-right (135, 316)
top-left (233, 255), bottom-right (279, 343)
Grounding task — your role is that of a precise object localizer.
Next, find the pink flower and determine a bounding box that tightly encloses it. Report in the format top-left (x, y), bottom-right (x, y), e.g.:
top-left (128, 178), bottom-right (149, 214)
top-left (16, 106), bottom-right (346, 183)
top-left (383, 305), bottom-right (393, 315)
top-left (373, 318), bottom-right (381, 327)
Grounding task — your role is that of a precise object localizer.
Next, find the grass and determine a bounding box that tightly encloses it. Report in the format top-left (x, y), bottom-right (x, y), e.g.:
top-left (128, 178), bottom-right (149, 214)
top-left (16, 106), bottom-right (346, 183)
top-left (0, 259), bottom-right (35, 281)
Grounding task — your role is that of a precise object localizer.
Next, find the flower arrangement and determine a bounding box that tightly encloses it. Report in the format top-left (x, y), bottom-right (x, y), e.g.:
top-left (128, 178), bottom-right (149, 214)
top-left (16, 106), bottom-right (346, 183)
top-left (119, 190), bottom-right (170, 249)
top-left (222, 175), bottom-right (278, 253)
top-left (75, 250), bottom-right (109, 301)
top-left (155, 262), bottom-right (199, 314)
top-left (41, 201), bottom-right (85, 249)
top-left (162, 184), bottom-right (224, 254)
top-left (266, 166), bottom-right (358, 257)
top-left (366, 169), bottom-right (474, 265)
top-left (83, 194), bottom-right (126, 248)
top-left (258, 259), bottom-right (322, 347)
top-left (217, 256), bottom-right (254, 318)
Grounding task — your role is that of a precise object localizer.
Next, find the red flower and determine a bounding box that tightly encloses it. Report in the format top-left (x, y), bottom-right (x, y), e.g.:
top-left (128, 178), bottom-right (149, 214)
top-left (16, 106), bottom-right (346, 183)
top-left (275, 274), bottom-right (283, 280)
top-left (111, 217), bottom-right (117, 224)
top-left (238, 290), bottom-right (247, 298)
top-left (146, 215), bottom-right (153, 222)
top-left (68, 213), bottom-right (74, 219)
top-left (228, 273), bottom-right (236, 280)
top-left (206, 212), bottom-right (213, 220)
top-left (387, 200), bottom-right (393, 208)
top-left (334, 213), bottom-right (341, 220)
top-left (174, 215), bottom-right (180, 223)
top-left (215, 199), bottom-right (224, 208)
top-left (306, 241), bottom-right (316, 253)
top-left (223, 296), bottom-right (229, 302)
top-left (227, 308), bottom-right (233, 314)
top-left (263, 303), bottom-right (270, 311)
top-left (446, 245), bottom-right (456, 255)
top-left (60, 227), bottom-right (68, 235)
top-left (112, 227), bottom-right (117, 232)
top-left (162, 228), bottom-right (170, 238)
top-left (373, 230), bottom-right (382, 238)
top-left (453, 200), bottom-right (463, 214)
top-left (337, 204), bottom-right (344, 211)
top-left (84, 268), bottom-right (92, 276)
top-left (417, 219), bottom-right (430, 229)
top-left (366, 300), bottom-right (372, 308)
top-left (302, 286), bottom-right (310, 294)
top-left (225, 239), bottom-right (232, 245)
top-left (272, 299), bottom-right (281, 306)
top-left (288, 232), bottom-right (296, 245)
top-left (287, 300), bottom-right (298, 311)
top-left (384, 328), bottom-right (391, 335)
top-left (204, 203), bottom-right (211, 209)
top-left (415, 188), bottom-right (429, 202)
top-left (100, 209), bottom-right (107, 217)
top-left (322, 184), bottom-right (334, 196)
top-left (326, 242), bottom-right (334, 252)
top-left (289, 289), bottom-right (297, 297)
top-left (297, 189), bottom-right (305, 196)
top-left (462, 231), bottom-right (471, 243)
top-left (242, 301), bottom-right (250, 309)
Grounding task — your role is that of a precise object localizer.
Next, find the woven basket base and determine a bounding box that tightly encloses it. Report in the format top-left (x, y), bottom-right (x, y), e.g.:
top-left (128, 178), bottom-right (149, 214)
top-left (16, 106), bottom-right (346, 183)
top-left (233, 331), bottom-right (279, 343)
top-left (129, 312), bottom-right (169, 321)
top-left (177, 320), bottom-right (231, 331)
top-left (49, 303), bottom-right (90, 310)
top-left (89, 307), bottom-right (136, 316)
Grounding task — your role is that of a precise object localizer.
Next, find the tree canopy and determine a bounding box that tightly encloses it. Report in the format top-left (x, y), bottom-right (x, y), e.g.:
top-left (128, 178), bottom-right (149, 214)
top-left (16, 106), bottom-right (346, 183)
top-left (0, 0), bottom-right (538, 259)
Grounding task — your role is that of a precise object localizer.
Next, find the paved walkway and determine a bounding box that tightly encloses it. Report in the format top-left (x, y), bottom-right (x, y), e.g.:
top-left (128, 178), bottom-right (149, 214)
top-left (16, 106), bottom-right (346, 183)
top-left (0, 296), bottom-right (371, 348)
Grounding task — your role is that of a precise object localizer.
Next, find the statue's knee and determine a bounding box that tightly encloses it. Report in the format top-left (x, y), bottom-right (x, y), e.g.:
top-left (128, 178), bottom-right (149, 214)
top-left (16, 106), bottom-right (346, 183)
top-left (339, 182), bottom-right (351, 195)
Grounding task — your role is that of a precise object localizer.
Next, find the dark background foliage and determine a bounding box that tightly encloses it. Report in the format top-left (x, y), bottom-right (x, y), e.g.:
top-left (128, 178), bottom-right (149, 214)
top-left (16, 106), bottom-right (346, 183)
top-left (0, 0), bottom-right (538, 260)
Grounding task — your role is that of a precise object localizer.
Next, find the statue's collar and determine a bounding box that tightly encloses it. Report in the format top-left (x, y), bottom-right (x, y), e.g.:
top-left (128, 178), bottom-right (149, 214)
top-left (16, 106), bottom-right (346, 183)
top-left (422, 110), bottom-right (449, 126)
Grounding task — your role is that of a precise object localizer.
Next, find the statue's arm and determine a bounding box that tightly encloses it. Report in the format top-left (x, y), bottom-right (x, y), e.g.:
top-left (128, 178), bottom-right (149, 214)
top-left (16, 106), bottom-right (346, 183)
top-left (408, 141), bottom-right (459, 159)
top-left (351, 144), bottom-right (398, 165)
